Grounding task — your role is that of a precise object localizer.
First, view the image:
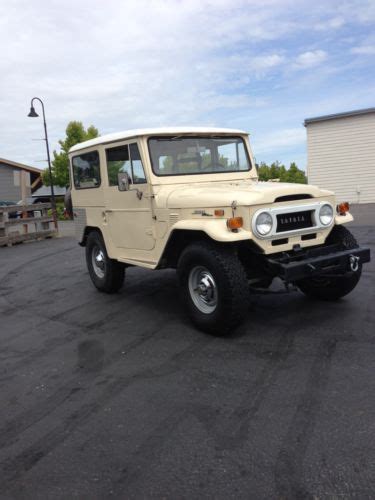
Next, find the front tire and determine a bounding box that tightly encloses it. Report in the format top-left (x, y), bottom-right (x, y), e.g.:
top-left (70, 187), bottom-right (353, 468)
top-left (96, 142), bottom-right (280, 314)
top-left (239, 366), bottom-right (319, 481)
top-left (86, 231), bottom-right (125, 293)
top-left (177, 242), bottom-right (249, 335)
top-left (297, 226), bottom-right (362, 301)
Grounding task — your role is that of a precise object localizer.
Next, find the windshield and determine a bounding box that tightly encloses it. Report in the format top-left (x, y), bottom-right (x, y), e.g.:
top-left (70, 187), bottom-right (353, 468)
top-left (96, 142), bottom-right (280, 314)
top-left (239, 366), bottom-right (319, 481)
top-left (148, 136), bottom-right (251, 176)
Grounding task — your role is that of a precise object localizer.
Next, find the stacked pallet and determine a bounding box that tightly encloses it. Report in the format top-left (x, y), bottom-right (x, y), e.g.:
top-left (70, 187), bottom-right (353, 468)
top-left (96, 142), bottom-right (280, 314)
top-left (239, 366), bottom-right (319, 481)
top-left (0, 203), bottom-right (57, 247)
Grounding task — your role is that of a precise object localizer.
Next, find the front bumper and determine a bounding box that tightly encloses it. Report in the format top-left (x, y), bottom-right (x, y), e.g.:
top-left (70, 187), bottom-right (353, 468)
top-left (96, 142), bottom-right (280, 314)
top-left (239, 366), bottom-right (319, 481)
top-left (267, 244), bottom-right (371, 282)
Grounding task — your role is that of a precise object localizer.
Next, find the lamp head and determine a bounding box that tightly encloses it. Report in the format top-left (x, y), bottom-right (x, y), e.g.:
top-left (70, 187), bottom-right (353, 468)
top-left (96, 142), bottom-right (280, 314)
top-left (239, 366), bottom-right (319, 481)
top-left (28, 106), bottom-right (39, 118)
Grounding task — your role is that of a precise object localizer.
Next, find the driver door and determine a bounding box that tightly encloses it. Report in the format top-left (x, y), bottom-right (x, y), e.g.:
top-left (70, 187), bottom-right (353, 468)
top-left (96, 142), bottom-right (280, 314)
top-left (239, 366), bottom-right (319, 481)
top-left (103, 142), bottom-right (155, 251)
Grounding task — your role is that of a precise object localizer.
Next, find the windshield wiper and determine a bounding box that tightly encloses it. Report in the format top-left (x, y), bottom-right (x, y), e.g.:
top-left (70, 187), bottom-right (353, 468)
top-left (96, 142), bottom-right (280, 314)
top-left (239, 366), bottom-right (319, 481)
top-left (156, 136), bottom-right (183, 141)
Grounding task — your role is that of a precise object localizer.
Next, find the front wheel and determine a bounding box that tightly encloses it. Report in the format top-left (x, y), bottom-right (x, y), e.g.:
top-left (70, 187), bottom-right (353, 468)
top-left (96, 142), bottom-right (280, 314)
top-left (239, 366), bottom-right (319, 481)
top-left (177, 242), bottom-right (249, 335)
top-left (86, 231), bottom-right (125, 293)
top-left (297, 226), bottom-right (362, 301)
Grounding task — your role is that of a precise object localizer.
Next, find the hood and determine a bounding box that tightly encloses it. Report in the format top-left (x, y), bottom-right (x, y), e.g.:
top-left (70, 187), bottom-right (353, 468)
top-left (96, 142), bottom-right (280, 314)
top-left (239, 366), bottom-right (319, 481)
top-left (156, 180), bottom-right (333, 209)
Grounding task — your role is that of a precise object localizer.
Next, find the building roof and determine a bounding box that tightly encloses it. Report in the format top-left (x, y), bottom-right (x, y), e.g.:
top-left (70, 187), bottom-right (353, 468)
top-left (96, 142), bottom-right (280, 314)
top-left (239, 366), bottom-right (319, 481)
top-left (0, 158), bottom-right (42, 174)
top-left (304, 107), bottom-right (375, 126)
top-left (32, 185), bottom-right (66, 198)
top-left (69, 127), bottom-right (248, 153)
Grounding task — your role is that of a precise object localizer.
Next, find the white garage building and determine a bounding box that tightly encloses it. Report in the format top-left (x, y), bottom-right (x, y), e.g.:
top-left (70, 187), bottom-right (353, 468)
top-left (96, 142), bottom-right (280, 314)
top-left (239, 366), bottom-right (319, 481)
top-left (305, 107), bottom-right (375, 204)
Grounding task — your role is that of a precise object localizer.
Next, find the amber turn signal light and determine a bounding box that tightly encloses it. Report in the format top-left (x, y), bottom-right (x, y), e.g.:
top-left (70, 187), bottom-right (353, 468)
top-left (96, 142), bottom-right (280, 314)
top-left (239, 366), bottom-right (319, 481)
top-left (227, 217), bottom-right (243, 230)
top-left (337, 202), bottom-right (350, 215)
top-left (214, 209), bottom-right (225, 216)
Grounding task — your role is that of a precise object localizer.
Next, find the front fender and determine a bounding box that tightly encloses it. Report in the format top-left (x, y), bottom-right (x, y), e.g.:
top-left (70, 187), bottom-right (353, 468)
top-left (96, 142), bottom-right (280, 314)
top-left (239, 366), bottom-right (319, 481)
top-left (334, 212), bottom-right (354, 225)
top-left (171, 219), bottom-right (252, 242)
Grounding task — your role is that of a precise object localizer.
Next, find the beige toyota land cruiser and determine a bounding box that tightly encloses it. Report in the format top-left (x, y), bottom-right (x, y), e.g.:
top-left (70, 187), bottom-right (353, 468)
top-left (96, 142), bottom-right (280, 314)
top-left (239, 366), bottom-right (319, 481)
top-left (68, 127), bottom-right (370, 334)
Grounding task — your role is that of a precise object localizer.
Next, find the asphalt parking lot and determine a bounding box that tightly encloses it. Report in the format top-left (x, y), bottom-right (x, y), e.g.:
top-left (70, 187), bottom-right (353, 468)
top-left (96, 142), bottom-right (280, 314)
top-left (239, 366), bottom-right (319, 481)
top-left (0, 207), bottom-right (374, 499)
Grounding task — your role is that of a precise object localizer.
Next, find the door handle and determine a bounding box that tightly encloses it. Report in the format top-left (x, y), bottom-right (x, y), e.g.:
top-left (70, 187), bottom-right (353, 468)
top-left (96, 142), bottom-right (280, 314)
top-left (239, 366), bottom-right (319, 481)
top-left (128, 188), bottom-right (143, 200)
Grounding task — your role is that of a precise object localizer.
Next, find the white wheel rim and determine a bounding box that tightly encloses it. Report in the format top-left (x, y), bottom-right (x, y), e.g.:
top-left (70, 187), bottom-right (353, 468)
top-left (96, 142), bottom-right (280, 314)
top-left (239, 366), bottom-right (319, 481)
top-left (188, 266), bottom-right (217, 314)
top-left (92, 245), bottom-right (106, 279)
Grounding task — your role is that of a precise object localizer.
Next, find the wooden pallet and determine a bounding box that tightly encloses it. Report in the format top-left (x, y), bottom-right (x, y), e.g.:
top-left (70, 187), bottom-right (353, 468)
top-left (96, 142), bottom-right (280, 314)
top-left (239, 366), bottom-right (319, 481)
top-left (0, 203), bottom-right (57, 247)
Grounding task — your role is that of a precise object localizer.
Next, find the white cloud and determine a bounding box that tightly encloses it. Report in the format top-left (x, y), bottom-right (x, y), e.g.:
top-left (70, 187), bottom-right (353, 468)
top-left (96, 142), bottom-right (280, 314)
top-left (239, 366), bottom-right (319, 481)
top-left (354, 0), bottom-right (375, 23)
top-left (252, 54), bottom-right (285, 71)
top-left (0, 0), bottom-right (296, 165)
top-left (0, 0), bottom-right (373, 170)
top-left (351, 45), bottom-right (375, 55)
top-left (295, 50), bottom-right (328, 68)
top-left (314, 16), bottom-right (345, 30)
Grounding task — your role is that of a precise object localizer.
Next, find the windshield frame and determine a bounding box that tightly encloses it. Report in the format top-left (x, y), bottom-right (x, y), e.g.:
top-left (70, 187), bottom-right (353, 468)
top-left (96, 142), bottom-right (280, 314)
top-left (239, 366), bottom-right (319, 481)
top-left (147, 135), bottom-right (252, 177)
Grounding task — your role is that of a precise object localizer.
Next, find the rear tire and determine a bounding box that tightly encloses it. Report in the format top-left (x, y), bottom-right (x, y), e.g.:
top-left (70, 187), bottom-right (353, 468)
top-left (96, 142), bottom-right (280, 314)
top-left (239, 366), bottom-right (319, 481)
top-left (64, 187), bottom-right (73, 219)
top-left (86, 231), bottom-right (125, 293)
top-left (177, 242), bottom-right (249, 335)
top-left (297, 226), bottom-right (362, 301)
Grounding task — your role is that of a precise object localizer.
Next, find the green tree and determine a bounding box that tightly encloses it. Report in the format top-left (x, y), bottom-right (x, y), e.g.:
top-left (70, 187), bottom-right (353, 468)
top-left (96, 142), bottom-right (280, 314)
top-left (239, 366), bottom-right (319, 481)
top-left (257, 161), bottom-right (307, 184)
top-left (42, 121), bottom-right (99, 187)
top-left (282, 162), bottom-right (307, 184)
top-left (269, 161), bottom-right (284, 180)
top-left (257, 161), bottom-right (272, 181)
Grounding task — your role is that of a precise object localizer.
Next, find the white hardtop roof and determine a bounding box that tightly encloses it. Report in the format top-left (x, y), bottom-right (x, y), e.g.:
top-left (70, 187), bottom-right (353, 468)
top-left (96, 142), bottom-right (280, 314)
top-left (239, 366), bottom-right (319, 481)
top-left (69, 127), bottom-right (248, 153)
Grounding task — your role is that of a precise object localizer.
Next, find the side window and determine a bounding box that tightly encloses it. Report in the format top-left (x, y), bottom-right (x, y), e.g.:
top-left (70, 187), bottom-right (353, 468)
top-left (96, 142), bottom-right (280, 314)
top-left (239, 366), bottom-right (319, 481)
top-left (106, 146), bottom-right (132, 186)
top-left (129, 143), bottom-right (146, 184)
top-left (72, 151), bottom-right (100, 189)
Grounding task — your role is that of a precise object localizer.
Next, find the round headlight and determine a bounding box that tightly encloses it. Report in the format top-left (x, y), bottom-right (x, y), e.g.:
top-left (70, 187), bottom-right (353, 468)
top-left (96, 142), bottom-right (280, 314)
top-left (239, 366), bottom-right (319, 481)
top-left (255, 211), bottom-right (273, 235)
top-left (319, 204), bottom-right (333, 226)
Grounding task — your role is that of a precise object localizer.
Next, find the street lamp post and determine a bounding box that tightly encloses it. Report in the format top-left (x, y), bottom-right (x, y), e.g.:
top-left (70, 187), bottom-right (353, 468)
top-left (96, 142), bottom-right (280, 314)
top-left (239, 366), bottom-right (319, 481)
top-left (28, 97), bottom-right (58, 230)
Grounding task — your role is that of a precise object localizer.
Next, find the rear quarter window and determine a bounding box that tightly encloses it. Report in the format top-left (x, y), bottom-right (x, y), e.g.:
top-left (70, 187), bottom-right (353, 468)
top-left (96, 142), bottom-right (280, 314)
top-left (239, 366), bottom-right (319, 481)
top-left (72, 151), bottom-right (101, 189)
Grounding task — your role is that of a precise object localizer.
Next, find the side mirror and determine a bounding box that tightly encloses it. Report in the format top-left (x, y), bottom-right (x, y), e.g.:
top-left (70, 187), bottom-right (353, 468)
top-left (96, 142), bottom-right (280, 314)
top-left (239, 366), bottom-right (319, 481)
top-left (118, 172), bottom-right (130, 191)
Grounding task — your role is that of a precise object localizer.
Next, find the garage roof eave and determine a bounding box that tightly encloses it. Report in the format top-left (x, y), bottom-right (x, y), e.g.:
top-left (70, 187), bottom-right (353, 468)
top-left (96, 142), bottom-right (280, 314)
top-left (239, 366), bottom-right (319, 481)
top-left (0, 158), bottom-right (42, 174)
top-left (304, 107), bottom-right (375, 126)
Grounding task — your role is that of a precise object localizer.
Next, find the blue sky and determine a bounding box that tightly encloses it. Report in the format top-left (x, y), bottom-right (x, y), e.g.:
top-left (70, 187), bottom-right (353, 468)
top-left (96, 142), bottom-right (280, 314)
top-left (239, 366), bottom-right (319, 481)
top-left (0, 0), bottom-right (374, 171)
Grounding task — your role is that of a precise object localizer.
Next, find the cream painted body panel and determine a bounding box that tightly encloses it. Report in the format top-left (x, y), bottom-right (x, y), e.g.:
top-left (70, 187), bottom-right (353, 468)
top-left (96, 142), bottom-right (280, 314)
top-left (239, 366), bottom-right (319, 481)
top-left (156, 180), bottom-right (332, 209)
top-left (69, 129), bottom-right (352, 269)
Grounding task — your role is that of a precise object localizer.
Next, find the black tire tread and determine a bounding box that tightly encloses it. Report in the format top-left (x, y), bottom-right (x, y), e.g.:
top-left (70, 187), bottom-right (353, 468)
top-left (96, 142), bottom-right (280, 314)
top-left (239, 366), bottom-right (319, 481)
top-left (86, 231), bottom-right (125, 293)
top-left (178, 241), bottom-right (249, 335)
top-left (327, 225), bottom-right (358, 247)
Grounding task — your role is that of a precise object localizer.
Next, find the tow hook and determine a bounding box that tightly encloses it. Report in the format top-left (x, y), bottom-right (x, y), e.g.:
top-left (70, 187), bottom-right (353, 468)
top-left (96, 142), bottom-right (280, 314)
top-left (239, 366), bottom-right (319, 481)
top-left (349, 254), bottom-right (360, 272)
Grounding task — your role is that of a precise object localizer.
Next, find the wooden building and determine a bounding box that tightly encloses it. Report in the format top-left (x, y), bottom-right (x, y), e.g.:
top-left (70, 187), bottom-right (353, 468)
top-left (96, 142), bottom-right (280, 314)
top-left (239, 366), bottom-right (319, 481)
top-left (0, 158), bottom-right (42, 202)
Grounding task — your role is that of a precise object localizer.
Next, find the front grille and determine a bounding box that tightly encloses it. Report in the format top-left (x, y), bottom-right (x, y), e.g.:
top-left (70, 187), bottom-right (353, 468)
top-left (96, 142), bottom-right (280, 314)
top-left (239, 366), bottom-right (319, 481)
top-left (276, 210), bottom-right (313, 233)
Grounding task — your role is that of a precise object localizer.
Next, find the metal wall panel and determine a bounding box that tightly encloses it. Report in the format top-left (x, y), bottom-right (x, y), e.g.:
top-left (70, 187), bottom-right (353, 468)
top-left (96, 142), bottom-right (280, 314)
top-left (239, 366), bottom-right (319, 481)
top-left (0, 164), bottom-right (23, 201)
top-left (306, 112), bottom-right (375, 204)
